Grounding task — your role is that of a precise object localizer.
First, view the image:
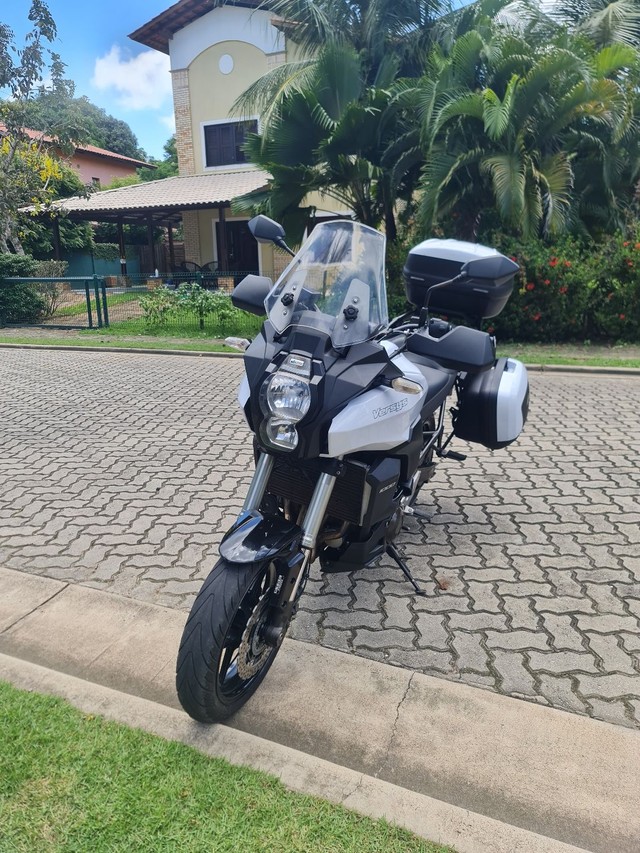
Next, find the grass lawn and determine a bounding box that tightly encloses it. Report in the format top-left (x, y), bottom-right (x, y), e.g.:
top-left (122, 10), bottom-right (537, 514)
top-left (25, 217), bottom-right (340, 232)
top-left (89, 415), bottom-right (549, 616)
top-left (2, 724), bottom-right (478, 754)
top-left (54, 292), bottom-right (142, 318)
top-left (100, 316), bottom-right (263, 338)
top-left (0, 681), bottom-right (452, 853)
top-left (497, 342), bottom-right (640, 368)
top-left (1, 325), bottom-right (639, 366)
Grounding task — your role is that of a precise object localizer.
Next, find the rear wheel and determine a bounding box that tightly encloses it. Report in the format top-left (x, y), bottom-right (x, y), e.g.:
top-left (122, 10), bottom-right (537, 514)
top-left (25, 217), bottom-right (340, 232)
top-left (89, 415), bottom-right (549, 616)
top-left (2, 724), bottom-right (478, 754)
top-left (176, 558), bottom-right (283, 723)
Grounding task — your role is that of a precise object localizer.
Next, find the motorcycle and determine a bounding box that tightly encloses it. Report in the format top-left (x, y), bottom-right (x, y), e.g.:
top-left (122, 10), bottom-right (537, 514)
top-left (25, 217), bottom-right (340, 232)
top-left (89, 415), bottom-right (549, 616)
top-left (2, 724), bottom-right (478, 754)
top-left (176, 216), bottom-right (529, 723)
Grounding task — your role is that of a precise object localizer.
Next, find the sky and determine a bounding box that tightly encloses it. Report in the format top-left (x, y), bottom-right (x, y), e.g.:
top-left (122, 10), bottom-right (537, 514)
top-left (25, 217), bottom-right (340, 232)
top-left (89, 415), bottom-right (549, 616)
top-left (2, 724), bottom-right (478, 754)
top-left (2, 0), bottom-right (177, 159)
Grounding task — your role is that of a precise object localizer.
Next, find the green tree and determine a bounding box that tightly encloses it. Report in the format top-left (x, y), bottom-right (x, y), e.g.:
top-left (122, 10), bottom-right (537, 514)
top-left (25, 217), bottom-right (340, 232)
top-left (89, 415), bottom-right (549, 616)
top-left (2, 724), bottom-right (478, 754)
top-left (139, 135), bottom-right (178, 181)
top-left (550, 0), bottom-right (640, 47)
top-left (234, 0), bottom-right (465, 133)
top-left (236, 45), bottom-right (423, 242)
top-left (19, 92), bottom-right (145, 159)
top-left (0, 0), bottom-right (72, 252)
top-left (414, 29), bottom-right (639, 239)
top-left (19, 163), bottom-right (93, 258)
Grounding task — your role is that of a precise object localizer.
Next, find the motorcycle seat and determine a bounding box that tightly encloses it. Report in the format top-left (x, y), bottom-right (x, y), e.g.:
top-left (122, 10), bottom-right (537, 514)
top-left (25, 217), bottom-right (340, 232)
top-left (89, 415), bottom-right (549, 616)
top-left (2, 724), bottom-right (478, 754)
top-left (407, 325), bottom-right (495, 373)
top-left (404, 352), bottom-right (457, 412)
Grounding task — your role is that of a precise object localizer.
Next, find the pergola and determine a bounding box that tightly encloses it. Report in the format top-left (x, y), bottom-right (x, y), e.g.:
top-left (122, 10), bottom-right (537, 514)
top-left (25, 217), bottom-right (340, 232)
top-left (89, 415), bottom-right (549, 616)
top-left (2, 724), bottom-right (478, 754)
top-left (37, 170), bottom-right (270, 275)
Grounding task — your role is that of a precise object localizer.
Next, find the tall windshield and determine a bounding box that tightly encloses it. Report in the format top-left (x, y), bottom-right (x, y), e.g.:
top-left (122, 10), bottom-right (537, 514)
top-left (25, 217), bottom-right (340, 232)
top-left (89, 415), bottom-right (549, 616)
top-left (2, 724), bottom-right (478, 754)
top-left (265, 221), bottom-right (388, 347)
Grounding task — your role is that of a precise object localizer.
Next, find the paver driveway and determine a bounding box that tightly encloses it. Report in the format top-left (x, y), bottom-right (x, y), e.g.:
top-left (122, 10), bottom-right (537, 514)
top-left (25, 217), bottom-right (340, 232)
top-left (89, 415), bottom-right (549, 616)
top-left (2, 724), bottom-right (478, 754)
top-left (1, 348), bottom-right (639, 728)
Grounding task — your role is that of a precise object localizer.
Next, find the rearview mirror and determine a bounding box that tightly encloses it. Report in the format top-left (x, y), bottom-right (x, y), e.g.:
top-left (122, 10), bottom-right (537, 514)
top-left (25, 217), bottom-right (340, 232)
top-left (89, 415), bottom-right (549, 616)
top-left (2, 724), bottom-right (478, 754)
top-left (248, 215), bottom-right (286, 245)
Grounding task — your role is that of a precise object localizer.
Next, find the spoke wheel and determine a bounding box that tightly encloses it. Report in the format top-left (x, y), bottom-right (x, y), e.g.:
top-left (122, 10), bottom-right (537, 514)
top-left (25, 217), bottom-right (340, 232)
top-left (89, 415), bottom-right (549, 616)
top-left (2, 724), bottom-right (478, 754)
top-left (176, 558), bottom-right (282, 723)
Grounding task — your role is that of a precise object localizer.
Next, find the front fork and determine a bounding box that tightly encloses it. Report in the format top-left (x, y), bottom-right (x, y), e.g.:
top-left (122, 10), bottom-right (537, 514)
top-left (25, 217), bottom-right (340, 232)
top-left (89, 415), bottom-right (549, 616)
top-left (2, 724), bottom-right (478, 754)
top-left (240, 452), bottom-right (338, 645)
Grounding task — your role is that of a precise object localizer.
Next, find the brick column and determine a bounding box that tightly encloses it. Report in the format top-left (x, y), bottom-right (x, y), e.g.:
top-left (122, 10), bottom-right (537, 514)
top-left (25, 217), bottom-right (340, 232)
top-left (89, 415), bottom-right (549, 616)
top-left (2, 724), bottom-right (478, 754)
top-left (171, 69), bottom-right (195, 176)
top-left (266, 51), bottom-right (286, 71)
top-left (182, 211), bottom-right (201, 265)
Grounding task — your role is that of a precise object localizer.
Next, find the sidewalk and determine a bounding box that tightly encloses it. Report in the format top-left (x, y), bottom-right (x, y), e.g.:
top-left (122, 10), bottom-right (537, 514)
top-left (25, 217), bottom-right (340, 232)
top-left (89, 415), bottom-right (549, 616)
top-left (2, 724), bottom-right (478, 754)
top-left (1, 565), bottom-right (639, 853)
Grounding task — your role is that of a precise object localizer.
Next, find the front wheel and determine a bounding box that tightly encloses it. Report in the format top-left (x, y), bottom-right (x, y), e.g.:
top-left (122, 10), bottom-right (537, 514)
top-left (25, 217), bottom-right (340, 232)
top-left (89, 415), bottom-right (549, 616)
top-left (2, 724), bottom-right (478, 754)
top-left (176, 557), bottom-right (284, 723)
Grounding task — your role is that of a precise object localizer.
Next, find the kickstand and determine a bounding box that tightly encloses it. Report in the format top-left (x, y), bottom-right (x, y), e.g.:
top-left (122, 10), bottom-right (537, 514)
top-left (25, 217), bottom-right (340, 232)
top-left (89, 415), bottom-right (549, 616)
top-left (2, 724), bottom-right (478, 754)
top-left (385, 542), bottom-right (427, 597)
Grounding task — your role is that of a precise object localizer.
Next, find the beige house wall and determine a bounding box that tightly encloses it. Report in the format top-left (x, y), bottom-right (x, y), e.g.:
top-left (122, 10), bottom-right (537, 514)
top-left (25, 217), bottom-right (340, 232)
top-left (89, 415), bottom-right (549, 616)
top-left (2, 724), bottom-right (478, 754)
top-left (169, 12), bottom-right (347, 266)
top-left (188, 41), bottom-right (269, 175)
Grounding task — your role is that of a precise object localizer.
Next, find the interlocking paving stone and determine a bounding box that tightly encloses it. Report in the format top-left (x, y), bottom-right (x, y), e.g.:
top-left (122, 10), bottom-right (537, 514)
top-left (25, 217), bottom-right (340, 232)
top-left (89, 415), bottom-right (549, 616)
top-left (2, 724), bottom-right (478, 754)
top-left (1, 350), bottom-right (640, 728)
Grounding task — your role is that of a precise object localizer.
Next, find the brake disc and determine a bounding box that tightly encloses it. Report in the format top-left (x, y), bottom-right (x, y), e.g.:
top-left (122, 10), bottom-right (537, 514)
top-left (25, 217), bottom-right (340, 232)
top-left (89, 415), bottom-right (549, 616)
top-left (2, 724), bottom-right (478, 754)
top-left (237, 593), bottom-right (272, 680)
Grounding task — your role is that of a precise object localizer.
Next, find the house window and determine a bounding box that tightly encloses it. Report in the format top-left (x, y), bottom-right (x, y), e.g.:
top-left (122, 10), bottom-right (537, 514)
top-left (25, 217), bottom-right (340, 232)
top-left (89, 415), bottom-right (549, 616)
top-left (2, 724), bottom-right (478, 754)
top-left (91, 177), bottom-right (101, 188)
top-left (203, 120), bottom-right (257, 168)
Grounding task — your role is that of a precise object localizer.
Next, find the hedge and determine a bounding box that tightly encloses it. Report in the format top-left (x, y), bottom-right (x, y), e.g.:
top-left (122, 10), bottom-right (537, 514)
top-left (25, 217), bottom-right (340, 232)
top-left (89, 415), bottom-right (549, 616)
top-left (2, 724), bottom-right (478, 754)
top-left (487, 231), bottom-right (640, 342)
top-left (0, 253), bottom-right (46, 325)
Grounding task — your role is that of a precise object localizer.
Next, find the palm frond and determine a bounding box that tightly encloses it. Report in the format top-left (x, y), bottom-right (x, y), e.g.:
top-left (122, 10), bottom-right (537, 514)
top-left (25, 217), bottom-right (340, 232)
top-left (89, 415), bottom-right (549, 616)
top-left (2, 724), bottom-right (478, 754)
top-left (231, 59), bottom-right (316, 130)
top-left (521, 170), bottom-right (543, 237)
top-left (481, 152), bottom-right (526, 222)
top-left (314, 45), bottom-right (363, 120)
top-left (579, 0), bottom-right (640, 47)
top-left (592, 42), bottom-right (639, 75)
top-left (482, 75), bottom-right (520, 141)
top-left (537, 152), bottom-right (573, 234)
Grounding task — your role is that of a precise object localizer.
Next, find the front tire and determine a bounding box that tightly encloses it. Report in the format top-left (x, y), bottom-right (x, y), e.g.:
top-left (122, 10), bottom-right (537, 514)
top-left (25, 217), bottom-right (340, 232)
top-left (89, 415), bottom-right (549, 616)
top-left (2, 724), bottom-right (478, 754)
top-left (176, 558), bottom-right (282, 723)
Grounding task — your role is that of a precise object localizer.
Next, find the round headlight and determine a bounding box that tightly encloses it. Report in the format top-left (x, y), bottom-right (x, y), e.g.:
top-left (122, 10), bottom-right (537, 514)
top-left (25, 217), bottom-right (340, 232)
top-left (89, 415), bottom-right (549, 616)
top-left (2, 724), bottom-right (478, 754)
top-left (263, 372), bottom-right (311, 423)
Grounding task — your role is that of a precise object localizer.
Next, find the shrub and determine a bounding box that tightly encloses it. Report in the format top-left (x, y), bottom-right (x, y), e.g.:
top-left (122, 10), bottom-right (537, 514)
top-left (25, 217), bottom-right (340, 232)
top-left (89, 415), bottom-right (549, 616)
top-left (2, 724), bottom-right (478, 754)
top-left (0, 253), bottom-right (38, 278)
top-left (482, 231), bottom-right (640, 343)
top-left (92, 243), bottom-right (120, 262)
top-left (0, 282), bottom-right (46, 324)
top-left (175, 282), bottom-right (218, 330)
top-left (32, 260), bottom-right (70, 319)
top-left (0, 253), bottom-right (45, 325)
top-left (138, 287), bottom-right (177, 327)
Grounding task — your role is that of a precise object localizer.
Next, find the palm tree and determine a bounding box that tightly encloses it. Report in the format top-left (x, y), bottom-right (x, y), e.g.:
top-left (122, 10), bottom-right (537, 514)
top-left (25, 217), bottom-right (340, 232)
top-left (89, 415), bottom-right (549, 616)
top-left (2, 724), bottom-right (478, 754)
top-left (235, 45), bottom-right (421, 241)
top-left (414, 29), bottom-right (639, 238)
top-left (549, 0), bottom-right (640, 48)
top-left (233, 0), bottom-right (464, 133)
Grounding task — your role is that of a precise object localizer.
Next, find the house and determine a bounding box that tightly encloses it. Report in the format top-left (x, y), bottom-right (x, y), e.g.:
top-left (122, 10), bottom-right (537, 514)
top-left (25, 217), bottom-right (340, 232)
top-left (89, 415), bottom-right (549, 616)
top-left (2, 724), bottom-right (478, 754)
top-left (128, 0), bottom-right (343, 277)
top-left (0, 124), bottom-right (154, 187)
top-left (42, 0), bottom-right (342, 277)
top-left (61, 141), bottom-right (154, 188)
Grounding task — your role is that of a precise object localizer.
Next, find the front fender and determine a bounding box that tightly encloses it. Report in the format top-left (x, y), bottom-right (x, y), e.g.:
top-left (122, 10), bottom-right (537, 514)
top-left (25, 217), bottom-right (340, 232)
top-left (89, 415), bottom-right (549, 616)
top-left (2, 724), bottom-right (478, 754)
top-left (219, 511), bottom-right (302, 564)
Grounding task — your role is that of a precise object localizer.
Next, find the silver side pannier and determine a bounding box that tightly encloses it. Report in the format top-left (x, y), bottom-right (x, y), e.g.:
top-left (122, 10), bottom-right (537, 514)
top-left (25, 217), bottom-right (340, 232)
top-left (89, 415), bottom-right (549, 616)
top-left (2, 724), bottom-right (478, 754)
top-left (453, 358), bottom-right (529, 450)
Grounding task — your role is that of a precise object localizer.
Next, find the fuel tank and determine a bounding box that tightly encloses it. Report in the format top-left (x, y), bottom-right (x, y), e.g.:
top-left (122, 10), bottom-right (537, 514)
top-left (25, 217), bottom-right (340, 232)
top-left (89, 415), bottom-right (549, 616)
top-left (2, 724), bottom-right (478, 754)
top-left (326, 352), bottom-right (427, 457)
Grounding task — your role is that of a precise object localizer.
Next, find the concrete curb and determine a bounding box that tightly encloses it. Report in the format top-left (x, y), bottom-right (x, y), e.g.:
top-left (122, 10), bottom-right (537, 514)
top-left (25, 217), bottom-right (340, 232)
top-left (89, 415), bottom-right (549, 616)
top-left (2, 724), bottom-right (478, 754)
top-left (523, 362), bottom-right (640, 376)
top-left (1, 566), bottom-right (639, 853)
top-left (1, 342), bottom-right (639, 374)
top-left (0, 342), bottom-right (243, 358)
top-left (0, 652), bottom-right (587, 853)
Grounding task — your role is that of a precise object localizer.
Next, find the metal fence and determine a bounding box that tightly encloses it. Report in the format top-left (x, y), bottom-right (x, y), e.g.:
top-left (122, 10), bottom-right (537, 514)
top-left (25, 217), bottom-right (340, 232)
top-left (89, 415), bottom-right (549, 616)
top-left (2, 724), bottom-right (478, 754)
top-left (0, 272), bottom-right (269, 338)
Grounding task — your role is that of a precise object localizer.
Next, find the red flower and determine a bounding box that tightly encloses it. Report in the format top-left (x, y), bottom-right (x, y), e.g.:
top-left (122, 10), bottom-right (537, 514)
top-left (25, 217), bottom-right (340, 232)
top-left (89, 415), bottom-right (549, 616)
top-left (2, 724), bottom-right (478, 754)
top-left (627, 261), bottom-right (634, 267)
top-left (544, 279), bottom-right (551, 285)
top-left (526, 282), bottom-right (535, 291)
top-left (564, 261), bottom-right (571, 268)
top-left (619, 314), bottom-right (626, 320)
top-left (559, 286), bottom-right (568, 294)
top-left (510, 256), bottom-right (517, 262)
top-left (623, 241), bottom-right (630, 247)
top-left (532, 313), bottom-right (541, 321)
top-left (635, 242), bottom-right (640, 250)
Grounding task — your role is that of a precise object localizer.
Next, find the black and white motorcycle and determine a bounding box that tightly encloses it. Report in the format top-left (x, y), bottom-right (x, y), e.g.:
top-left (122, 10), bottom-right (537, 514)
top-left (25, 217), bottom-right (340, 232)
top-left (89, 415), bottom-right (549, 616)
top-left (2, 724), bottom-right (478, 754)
top-left (176, 216), bottom-right (529, 722)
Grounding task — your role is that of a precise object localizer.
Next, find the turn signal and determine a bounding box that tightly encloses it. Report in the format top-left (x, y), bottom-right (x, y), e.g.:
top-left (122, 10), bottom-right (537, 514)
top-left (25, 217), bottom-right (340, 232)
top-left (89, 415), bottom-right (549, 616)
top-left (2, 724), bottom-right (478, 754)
top-left (391, 378), bottom-right (422, 394)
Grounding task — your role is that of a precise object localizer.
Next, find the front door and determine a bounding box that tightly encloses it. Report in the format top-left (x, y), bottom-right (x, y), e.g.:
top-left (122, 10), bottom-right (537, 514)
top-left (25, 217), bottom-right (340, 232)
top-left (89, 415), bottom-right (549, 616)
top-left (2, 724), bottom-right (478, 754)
top-left (216, 220), bottom-right (259, 276)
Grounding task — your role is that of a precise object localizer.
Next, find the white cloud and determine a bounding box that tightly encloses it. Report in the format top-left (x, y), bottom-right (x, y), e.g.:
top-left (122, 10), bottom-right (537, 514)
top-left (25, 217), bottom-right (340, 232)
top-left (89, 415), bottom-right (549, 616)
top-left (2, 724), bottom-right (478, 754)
top-left (92, 46), bottom-right (171, 110)
top-left (160, 113), bottom-right (176, 132)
